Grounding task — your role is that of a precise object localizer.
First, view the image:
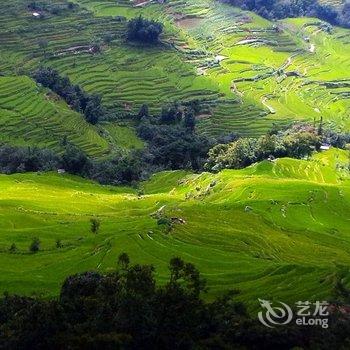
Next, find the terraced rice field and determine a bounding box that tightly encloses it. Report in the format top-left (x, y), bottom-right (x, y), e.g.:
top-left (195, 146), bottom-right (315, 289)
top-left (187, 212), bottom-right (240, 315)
top-left (0, 0), bottom-right (349, 148)
top-left (0, 75), bottom-right (109, 156)
top-left (99, 121), bottom-right (145, 150)
top-left (74, 0), bottom-right (350, 136)
top-left (0, 149), bottom-right (349, 309)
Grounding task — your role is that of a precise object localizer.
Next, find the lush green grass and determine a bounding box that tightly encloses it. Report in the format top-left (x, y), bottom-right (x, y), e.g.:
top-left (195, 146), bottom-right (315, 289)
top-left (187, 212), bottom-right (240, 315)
top-left (0, 149), bottom-right (349, 310)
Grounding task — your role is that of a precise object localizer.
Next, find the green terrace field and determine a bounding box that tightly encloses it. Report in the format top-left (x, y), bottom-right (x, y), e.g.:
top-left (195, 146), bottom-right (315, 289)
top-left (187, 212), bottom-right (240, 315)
top-left (73, 0), bottom-right (350, 136)
top-left (0, 75), bottom-right (110, 156)
top-left (0, 0), bottom-right (349, 151)
top-left (0, 149), bottom-right (349, 309)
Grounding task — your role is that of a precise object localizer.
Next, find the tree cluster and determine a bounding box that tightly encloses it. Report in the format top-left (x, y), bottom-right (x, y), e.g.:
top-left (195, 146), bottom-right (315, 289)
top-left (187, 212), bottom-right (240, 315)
top-left (127, 16), bottom-right (163, 44)
top-left (137, 102), bottom-right (213, 170)
top-left (0, 144), bottom-right (142, 185)
top-left (33, 67), bottom-right (105, 124)
top-left (0, 145), bottom-right (59, 173)
top-left (222, 0), bottom-right (350, 28)
top-left (1, 256), bottom-right (350, 349)
top-left (28, 1), bottom-right (77, 16)
top-left (60, 144), bottom-right (143, 185)
top-left (205, 123), bottom-right (349, 171)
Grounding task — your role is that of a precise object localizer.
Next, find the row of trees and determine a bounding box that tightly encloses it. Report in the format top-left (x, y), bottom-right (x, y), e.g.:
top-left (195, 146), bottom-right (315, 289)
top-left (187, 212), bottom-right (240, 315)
top-left (0, 255), bottom-right (350, 349)
top-left (1, 120), bottom-right (348, 183)
top-left (135, 101), bottom-right (350, 174)
top-left (2, 100), bottom-right (205, 179)
top-left (0, 144), bottom-right (142, 185)
top-left (223, 0), bottom-right (350, 28)
top-left (33, 67), bottom-right (105, 124)
top-left (0, 145), bottom-right (59, 173)
top-left (205, 123), bottom-right (349, 171)
top-left (9, 238), bottom-right (41, 254)
top-left (9, 218), bottom-right (101, 254)
top-left (2, 122), bottom-right (347, 184)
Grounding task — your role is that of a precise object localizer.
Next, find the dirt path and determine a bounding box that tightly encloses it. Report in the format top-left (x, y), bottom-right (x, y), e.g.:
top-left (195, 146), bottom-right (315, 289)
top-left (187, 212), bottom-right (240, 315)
top-left (133, 0), bottom-right (151, 7)
top-left (280, 56), bottom-right (293, 70)
top-left (231, 81), bottom-right (243, 101)
top-left (312, 28), bottom-right (322, 36)
top-left (261, 97), bottom-right (276, 114)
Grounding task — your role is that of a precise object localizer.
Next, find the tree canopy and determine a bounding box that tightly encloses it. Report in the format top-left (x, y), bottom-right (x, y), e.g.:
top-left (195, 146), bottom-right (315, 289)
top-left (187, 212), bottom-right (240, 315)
top-left (127, 16), bottom-right (163, 44)
top-left (34, 67), bottom-right (105, 125)
top-left (1, 255), bottom-right (350, 349)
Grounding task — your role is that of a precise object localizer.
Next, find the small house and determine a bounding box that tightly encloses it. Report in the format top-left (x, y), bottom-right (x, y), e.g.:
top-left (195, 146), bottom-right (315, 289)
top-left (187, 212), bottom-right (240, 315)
top-left (320, 144), bottom-right (331, 151)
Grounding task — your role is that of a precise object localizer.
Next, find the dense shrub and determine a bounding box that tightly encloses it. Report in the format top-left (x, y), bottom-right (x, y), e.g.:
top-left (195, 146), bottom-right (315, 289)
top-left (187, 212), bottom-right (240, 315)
top-left (127, 16), bottom-right (163, 43)
top-left (0, 145), bottom-right (59, 173)
top-left (137, 102), bottom-right (213, 170)
top-left (90, 151), bottom-right (143, 185)
top-left (205, 122), bottom-right (348, 171)
top-left (29, 237), bottom-right (40, 253)
top-left (33, 67), bottom-right (105, 124)
top-left (90, 218), bottom-right (100, 234)
top-left (0, 144), bottom-right (143, 185)
top-left (338, 1), bottom-right (350, 27)
top-left (60, 145), bottom-right (143, 185)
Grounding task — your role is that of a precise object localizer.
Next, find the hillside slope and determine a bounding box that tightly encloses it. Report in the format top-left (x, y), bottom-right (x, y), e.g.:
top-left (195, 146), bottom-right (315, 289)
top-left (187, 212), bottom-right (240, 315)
top-left (0, 0), bottom-right (349, 152)
top-left (62, 0), bottom-right (350, 135)
top-left (0, 149), bottom-right (349, 308)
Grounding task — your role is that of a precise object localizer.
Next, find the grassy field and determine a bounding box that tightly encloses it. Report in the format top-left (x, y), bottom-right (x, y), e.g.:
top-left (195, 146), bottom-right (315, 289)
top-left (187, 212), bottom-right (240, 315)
top-left (0, 149), bottom-right (349, 309)
top-left (0, 0), bottom-right (349, 152)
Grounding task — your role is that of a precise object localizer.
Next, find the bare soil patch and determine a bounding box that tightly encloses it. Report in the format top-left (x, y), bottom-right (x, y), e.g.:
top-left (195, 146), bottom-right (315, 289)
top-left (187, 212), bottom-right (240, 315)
top-left (175, 17), bottom-right (203, 29)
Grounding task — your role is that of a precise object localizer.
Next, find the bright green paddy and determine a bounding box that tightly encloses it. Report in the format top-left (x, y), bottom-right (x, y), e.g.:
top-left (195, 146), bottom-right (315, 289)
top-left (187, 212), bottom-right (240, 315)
top-left (0, 149), bottom-right (349, 310)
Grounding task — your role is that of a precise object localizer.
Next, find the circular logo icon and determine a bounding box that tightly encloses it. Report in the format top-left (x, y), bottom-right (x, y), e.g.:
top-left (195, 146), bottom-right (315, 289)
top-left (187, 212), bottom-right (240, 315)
top-left (258, 298), bottom-right (293, 328)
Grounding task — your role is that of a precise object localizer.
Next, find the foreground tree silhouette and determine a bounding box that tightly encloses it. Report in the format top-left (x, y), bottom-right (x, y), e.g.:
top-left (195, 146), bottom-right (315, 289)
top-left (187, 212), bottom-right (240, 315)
top-left (1, 255), bottom-right (350, 349)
